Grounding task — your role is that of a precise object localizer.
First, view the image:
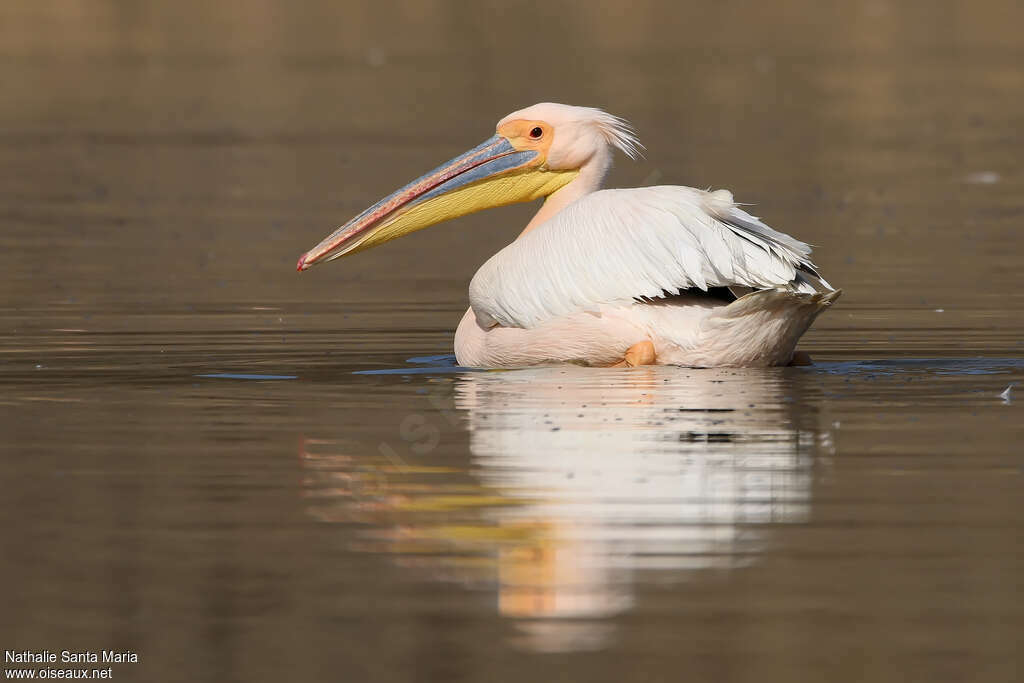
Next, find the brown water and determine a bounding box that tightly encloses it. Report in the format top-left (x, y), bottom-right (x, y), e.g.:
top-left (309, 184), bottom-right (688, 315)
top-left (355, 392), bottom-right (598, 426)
top-left (2, 1), bottom-right (1023, 681)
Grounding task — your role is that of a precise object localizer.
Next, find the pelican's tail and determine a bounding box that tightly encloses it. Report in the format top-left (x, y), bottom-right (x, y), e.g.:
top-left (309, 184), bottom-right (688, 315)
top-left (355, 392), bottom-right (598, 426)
top-left (682, 288), bottom-right (842, 367)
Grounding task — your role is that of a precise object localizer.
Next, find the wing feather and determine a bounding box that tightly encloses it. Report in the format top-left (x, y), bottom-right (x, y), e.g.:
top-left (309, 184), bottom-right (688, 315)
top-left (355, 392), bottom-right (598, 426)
top-left (469, 185), bottom-right (831, 328)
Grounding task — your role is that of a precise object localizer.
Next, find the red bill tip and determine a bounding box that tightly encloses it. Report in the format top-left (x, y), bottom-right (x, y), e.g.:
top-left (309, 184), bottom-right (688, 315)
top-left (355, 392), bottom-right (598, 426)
top-left (296, 253), bottom-right (308, 271)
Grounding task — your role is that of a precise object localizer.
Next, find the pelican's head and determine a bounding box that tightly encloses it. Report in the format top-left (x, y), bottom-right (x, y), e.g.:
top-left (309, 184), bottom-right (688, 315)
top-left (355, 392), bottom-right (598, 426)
top-left (296, 102), bottom-right (642, 270)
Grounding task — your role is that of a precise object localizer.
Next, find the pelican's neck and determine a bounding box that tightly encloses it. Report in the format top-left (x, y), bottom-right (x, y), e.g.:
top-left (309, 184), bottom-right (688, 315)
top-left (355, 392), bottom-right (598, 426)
top-left (518, 148), bottom-right (612, 237)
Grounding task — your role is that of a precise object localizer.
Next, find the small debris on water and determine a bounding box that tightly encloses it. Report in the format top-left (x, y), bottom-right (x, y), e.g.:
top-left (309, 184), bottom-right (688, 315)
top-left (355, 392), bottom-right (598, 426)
top-left (365, 48), bottom-right (387, 67)
top-left (999, 383), bottom-right (1016, 403)
top-left (963, 171), bottom-right (1000, 185)
top-left (934, 309), bottom-right (945, 313)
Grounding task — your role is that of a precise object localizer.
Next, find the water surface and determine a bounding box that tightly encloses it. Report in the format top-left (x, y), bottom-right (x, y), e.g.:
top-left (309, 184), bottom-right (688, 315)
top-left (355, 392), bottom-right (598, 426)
top-left (2, 1), bottom-right (1022, 681)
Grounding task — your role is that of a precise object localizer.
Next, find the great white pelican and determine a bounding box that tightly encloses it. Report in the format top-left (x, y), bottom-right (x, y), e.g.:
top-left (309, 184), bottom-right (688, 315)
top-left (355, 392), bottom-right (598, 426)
top-left (297, 103), bottom-right (840, 367)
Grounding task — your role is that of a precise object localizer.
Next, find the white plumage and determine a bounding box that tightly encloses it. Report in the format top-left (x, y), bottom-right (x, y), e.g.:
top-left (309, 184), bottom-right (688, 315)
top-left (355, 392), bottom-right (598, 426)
top-left (469, 185), bottom-right (829, 330)
top-left (451, 103), bottom-right (840, 367)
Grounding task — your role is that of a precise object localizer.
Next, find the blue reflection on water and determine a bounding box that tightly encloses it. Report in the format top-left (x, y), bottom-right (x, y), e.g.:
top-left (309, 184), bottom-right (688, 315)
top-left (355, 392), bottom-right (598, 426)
top-left (355, 354), bottom-right (481, 375)
top-left (806, 358), bottom-right (1024, 377)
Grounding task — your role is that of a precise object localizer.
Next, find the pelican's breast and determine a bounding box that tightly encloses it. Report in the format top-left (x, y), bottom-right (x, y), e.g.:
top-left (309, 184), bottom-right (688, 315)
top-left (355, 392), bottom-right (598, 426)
top-left (454, 300), bottom-right (719, 368)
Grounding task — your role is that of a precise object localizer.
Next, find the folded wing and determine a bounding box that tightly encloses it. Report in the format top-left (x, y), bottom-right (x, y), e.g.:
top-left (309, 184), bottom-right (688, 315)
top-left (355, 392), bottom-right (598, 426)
top-left (469, 186), bottom-right (831, 328)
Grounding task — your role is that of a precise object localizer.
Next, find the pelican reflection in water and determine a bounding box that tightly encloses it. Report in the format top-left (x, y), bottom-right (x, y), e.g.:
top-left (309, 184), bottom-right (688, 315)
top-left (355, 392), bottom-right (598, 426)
top-left (298, 103), bottom-right (840, 368)
top-left (301, 367), bottom-right (834, 652)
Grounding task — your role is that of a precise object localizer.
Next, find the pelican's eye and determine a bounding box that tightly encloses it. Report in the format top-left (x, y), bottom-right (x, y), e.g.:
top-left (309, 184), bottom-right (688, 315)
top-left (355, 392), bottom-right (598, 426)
top-left (529, 127), bottom-right (543, 139)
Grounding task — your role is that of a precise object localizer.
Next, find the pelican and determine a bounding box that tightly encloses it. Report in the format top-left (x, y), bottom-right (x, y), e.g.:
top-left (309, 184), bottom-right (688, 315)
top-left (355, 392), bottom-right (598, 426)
top-left (297, 103), bottom-right (840, 367)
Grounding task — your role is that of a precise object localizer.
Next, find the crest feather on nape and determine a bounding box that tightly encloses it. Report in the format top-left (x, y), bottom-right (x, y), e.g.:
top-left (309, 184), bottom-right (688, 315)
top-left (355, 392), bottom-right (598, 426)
top-left (588, 108), bottom-right (645, 161)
